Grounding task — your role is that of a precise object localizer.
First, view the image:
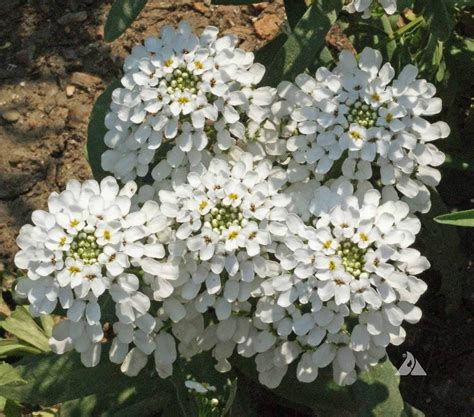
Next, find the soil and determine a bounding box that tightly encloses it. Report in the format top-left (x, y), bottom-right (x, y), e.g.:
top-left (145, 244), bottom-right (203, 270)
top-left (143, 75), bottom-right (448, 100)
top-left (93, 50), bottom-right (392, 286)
top-left (0, 1), bottom-right (472, 417)
top-left (0, 0), bottom-right (286, 267)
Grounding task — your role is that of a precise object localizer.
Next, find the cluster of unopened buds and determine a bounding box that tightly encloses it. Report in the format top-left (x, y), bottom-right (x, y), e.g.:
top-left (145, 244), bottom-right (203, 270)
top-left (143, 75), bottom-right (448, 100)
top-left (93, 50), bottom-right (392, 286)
top-left (15, 19), bottom-right (447, 389)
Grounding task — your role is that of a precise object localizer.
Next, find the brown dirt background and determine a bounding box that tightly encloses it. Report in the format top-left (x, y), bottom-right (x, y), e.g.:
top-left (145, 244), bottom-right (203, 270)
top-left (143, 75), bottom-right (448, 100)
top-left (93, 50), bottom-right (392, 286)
top-left (0, 0), bottom-right (287, 268)
top-left (0, 1), bottom-right (473, 417)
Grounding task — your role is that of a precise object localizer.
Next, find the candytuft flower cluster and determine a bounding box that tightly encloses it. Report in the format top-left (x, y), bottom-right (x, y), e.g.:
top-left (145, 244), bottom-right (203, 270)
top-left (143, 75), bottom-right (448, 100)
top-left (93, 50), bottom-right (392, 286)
top-left (15, 22), bottom-right (448, 390)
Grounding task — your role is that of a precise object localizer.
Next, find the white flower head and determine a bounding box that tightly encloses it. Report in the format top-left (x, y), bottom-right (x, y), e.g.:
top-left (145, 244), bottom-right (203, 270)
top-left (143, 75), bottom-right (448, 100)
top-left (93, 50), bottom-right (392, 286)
top-left (274, 47), bottom-right (449, 212)
top-left (152, 153), bottom-right (290, 316)
top-left (15, 177), bottom-right (172, 367)
top-left (101, 21), bottom-right (270, 182)
top-left (258, 179), bottom-right (429, 387)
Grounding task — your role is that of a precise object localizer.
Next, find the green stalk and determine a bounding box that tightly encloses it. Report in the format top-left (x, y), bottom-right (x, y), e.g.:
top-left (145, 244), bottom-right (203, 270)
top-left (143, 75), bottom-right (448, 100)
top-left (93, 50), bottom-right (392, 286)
top-left (381, 14), bottom-right (396, 59)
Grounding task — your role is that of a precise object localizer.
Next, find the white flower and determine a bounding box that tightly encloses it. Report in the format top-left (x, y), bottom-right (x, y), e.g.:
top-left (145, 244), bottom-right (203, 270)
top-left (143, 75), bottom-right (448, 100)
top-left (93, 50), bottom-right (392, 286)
top-left (274, 47), bottom-right (449, 212)
top-left (15, 177), bottom-right (169, 368)
top-left (261, 180), bottom-right (429, 386)
top-left (101, 21), bottom-right (269, 182)
top-left (344, 0), bottom-right (398, 18)
top-left (153, 154), bottom-right (289, 311)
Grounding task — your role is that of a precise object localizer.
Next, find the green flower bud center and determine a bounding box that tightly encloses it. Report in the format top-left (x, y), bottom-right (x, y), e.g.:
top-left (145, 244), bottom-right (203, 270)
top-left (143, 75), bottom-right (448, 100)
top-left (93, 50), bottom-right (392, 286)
top-left (337, 239), bottom-right (367, 278)
top-left (66, 231), bottom-right (102, 265)
top-left (347, 100), bottom-right (378, 128)
top-left (166, 66), bottom-right (202, 95)
top-left (204, 202), bottom-right (244, 234)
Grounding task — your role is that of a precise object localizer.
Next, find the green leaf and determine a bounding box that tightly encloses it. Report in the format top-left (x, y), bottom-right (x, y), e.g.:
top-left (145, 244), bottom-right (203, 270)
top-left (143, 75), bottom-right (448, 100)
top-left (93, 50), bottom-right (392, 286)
top-left (435, 209), bottom-right (474, 227)
top-left (351, 360), bottom-right (406, 417)
top-left (0, 363), bottom-right (26, 387)
top-left (40, 314), bottom-right (54, 338)
top-left (255, 33), bottom-right (288, 68)
top-left (0, 339), bottom-right (42, 358)
top-left (61, 387), bottom-right (169, 417)
top-left (0, 351), bottom-right (172, 406)
top-left (415, 0), bottom-right (453, 42)
top-left (87, 80), bottom-right (122, 181)
top-left (3, 399), bottom-right (22, 417)
top-left (234, 356), bottom-right (417, 417)
top-left (260, 0), bottom-right (343, 87)
top-left (284, 0), bottom-right (307, 30)
top-left (104, 0), bottom-right (148, 42)
top-left (0, 306), bottom-right (50, 352)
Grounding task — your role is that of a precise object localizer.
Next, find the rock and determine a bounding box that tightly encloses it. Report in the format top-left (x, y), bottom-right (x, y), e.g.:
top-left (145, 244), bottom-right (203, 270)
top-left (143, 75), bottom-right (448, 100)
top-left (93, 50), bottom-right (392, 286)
top-left (253, 13), bottom-right (281, 40)
top-left (192, 2), bottom-right (209, 14)
top-left (70, 72), bottom-right (102, 90)
top-left (58, 11), bottom-right (88, 26)
top-left (67, 103), bottom-right (89, 129)
top-left (1, 110), bottom-right (20, 123)
top-left (66, 85), bottom-right (76, 97)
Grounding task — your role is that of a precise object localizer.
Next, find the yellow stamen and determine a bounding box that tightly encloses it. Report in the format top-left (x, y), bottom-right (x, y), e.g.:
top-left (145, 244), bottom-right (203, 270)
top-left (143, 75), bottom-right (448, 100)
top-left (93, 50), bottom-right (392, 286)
top-left (329, 260), bottom-right (337, 271)
top-left (59, 236), bottom-right (67, 247)
top-left (228, 193), bottom-right (238, 201)
top-left (194, 60), bottom-right (203, 70)
top-left (70, 219), bottom-right (80, 228)
top-left (228, 231), bottom-right (239, 240)
top-left (322, 240), bottom-right (332, 250)
top-left (359, 233), bottom-right (368, 242)
top-left (68, 266), bottom-right (81, 274)
top-left (164, 58), bottom-right (173, 67)
top-left (199, 200), bottom-right (208, 211)
top-left (103, 230), bottom-right (111, 241)
top-left (350, 130), bottom-right (362, 140)
top-left (178, 96), bottom-right (189, 104)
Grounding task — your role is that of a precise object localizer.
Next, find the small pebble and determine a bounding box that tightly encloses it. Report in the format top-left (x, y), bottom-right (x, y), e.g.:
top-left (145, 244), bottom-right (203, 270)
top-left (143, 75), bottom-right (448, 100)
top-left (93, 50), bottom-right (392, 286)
top-left (66, 85), bottom-right (76, 97)
top-left (1, 110), bottom-right (20, 123)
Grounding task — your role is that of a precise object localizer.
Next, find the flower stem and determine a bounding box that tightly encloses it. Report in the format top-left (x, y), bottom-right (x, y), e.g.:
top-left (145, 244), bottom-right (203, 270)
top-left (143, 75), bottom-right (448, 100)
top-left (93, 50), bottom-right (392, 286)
top-left (381, 14), bottom-right (396, 59)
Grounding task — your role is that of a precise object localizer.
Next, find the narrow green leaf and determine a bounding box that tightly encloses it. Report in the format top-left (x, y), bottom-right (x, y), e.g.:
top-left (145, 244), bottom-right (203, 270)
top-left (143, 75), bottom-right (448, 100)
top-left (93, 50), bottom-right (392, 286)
top-left (284, 0), bottom-right (307, 30)
top-left (87, 80), bottom-right (122, 181)
top-left (0, 306), bottom-right (50, 352)
top-left (255, 33), bottom-right (288, 68)
top-left (0, 339), bottom-right (42, 357)
top-left (104, 0), bottom-right (148, 42)
top-left (435, 209), bottom-right (474, 227)
top-left (260, 0), bottom-right (343, 87)
top-left (40, 314), bottom-right (54, 337)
